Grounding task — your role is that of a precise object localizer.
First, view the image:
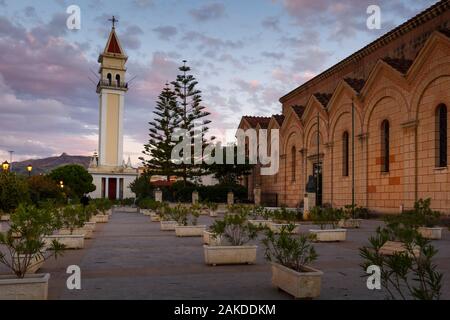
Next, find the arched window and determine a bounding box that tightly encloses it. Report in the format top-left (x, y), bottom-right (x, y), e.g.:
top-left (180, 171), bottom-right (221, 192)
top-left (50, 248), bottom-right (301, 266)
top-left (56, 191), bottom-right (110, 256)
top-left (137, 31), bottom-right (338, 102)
top-left (291, 146), bottom-right (296, 182)
top-left (107, 73), bottom-right (112, 85)
top-left (342, 131), bottom-right (349, 177)
top-left (116, 74), bottom-right (121, 87)
top-left (436, 104), bottom-right (448, 167)
top-left (381, 120), bottom-right (390, 172)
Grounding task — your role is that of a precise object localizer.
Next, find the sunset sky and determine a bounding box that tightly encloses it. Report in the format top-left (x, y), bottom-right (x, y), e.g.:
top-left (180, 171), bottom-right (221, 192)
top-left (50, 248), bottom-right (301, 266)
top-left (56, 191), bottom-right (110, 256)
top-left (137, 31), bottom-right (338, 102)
top-left (0, 0), bottom-right (437, 164)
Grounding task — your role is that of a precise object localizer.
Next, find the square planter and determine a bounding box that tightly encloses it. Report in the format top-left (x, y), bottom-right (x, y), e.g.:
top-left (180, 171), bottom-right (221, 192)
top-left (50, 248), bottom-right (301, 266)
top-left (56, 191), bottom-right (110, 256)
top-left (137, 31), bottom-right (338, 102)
top-left (141, 209), bottom-right (153, 216)
top-left (203, 231), bottom-right (222, 246)
top-left (338, 219), bottom-right (363, 229)
top-left (418, 227), bottom-right (442, 240)
top-left (270, 223), bottom-right (300, 234)
top-left (58, 227), bottom-right (93, 239)
top-left (309, 229), bottom-right (347, 242)
top-left (84, 222), bottom-right (96, 232)
top-left (150, 214), bottom-right (161, 222)
top-left (13, 254), bottom-right (45, 274)
top-left (0, 273), bottom-right (50, 300)
top-left (203, 245), bottom-right (257, 266)
top-left (1, 214), bottom-right (11, 221)
top-left (93, 214), bottom-right (109, 223)
top-left (209, 210), bottom-right (218, 217)
top-left (271, 262), bottom-right (323, 299)
top-left (175, 225), bottom-right (206, 237)
top-left (44, 234), bottom-right (85, 250)
top-left (249, 220), bottom-right (272, 228)
top-left (379, 241), bottom-right (420, 257)
top-left (160, 220), bottom-right (177, 231)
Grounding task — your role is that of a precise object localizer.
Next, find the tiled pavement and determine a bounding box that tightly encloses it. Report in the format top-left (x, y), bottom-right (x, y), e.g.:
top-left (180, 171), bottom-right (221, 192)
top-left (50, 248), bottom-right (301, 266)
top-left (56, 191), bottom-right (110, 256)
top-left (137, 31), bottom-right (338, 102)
top-left (1, 210), bottom-right (449, 299)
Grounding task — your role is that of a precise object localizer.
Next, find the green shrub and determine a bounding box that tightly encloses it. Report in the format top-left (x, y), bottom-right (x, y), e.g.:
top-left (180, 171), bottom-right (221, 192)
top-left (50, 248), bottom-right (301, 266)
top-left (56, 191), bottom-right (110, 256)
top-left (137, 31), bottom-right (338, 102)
top-left (310, 207), bottom-right (344, 230)
top-left (343, 204), bottom-right (369, 219)
top-left (269, 207), bottom-right (301, 223)
top-left (91, 198), bottom-right (112, 214)
top-left (209, 212), bottom-right (261, 246)
top-left (360, 217), bottom-right (442, 300)
top-left (263, 224), bottom-right (318, 272)
top-left (0, 204), bottom-right (64, 278)
top-left (137, 198), bottom-right (162, 210)
top-left (0, 171), bottom-right (30, 213)
top-left (55, 205), bottom-right (87, 234)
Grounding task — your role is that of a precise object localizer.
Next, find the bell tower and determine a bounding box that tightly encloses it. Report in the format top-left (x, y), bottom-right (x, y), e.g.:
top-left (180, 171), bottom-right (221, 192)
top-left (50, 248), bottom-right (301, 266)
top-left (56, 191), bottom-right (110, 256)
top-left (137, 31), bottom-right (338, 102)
top-left (97, 16), bottom-right (128, 167)
top-left (89, 17), bottom-right (137, 200)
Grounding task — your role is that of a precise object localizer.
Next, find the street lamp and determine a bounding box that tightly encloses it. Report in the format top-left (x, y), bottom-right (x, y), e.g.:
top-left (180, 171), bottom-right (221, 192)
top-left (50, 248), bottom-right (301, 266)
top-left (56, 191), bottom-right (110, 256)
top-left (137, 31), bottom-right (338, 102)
top-left (2, 161), bottom-right (9, 172)
top-left (27, 164), bottom-right (33, 177)
top-left (59, 180), bottom-right (64, 189)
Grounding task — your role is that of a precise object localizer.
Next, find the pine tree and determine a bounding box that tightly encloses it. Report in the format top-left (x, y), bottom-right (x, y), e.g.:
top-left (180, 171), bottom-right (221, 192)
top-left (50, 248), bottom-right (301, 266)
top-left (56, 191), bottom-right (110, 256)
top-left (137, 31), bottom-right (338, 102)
top-left (140, 84), bottom-right (180, 180)
top-left (171, 60), bottom-right (213, 184)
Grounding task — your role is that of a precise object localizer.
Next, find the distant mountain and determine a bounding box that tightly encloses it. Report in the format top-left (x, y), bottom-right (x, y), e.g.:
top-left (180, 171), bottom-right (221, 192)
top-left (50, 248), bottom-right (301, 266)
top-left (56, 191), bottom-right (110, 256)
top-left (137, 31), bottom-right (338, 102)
top-left (11, 153), bottom-right (91, 176)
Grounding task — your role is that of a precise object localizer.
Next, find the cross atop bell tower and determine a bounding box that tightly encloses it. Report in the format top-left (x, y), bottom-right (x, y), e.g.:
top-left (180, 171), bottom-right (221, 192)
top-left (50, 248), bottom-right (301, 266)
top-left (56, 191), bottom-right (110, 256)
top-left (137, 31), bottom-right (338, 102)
top-left (108, 15), bottom-right (118, 29)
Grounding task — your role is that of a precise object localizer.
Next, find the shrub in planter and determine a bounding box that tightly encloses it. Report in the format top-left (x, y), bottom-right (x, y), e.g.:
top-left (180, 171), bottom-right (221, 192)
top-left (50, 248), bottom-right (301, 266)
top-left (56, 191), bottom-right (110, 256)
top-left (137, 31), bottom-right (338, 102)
top-left (91, 198), bottom-right (113, 215)
top-left (203, 201), bottom-right (218, 216)
top-left (55, 205), bottom-right (86, 235)
top-left (360, 219), bottom-right (442, 300)
top-left (338, 204), bottom-right (367, 228)
top-left (204, 212), bottom-right (261, 265)
top-left (0, 204), bottom-right (64, 299)
top-left (174, 205), bottom-right (205, 237)
top-left (309, 207), bottom-right (346, 242)
top-left (401, 198), bottom-right (442, 240)
top-left (268, 207), bottom-right (301, 234)
top-left (263, 224), bottom-right (322, 299)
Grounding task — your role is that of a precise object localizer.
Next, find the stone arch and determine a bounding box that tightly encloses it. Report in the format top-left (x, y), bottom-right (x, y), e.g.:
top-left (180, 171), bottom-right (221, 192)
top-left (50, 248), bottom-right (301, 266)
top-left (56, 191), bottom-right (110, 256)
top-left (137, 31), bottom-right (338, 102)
top-left (363, 86), bottom-right (410, 132)
top-left (410, 62), bottom-right (450, 118)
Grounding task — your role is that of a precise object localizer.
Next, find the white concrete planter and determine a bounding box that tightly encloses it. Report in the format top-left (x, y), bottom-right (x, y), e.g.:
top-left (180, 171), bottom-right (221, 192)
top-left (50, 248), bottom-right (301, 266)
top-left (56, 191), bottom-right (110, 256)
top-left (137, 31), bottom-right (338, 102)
top-left (418, 227), bottom-right (442, 240)
top-left (93, 214), bottom-right (109, 223)
top-left (117, 207), bottom-right (137, 213)
top-left (309, 228), bottom-right (347, 242)
top-left (248, 220), bottom-right (272, 228)
top-left (59, 227), bottom-right (93, 239)
top-left (204, 245), bottom-right (257, 266)
top-left (141, 209), bottom-right (153, 216)
top-left (160, 220), bottom-right (177, 231)
top-left (44, 234), bottom-right (85, 249)
top-left (0, 273), bottom-right (50, 300)
top-left (150, 214), bottom-right (161, 222)
top-left (175, 225), bottom-right (206, 237)
top-left (200, 209), bottom-right (209, 216)
top-left (379, 240), bottom-right (420, 257)
top-left (271, 262), bottom-right (323, 299)
top-left (209, 210), bottom-right (218, 217)
top-left (84, 222), bottom-right (96, 232)
top-left (13, 254), bottom-right (45, 274)
top-left (270, 223), bottom-right (301, 234)
top-left (203, 231), bottom-right (222, 246)
top-left (1, 214), bottom-right (11, 221)
top-left (338, 219), bottom-right (363, 229)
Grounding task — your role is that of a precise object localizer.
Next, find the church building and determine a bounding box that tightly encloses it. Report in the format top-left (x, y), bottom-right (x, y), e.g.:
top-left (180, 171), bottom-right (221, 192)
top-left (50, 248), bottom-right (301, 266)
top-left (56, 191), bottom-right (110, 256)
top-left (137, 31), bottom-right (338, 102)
top-left (238, 1), bottom-right (450, 214)
top-left (89, 18), bottom-right (138, 200)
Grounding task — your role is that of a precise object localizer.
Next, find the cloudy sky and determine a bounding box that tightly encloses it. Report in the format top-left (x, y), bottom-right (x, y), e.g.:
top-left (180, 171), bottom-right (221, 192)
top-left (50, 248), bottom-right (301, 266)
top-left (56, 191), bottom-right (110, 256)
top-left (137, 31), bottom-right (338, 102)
top-left (0, 0), bottom-right (437, 164)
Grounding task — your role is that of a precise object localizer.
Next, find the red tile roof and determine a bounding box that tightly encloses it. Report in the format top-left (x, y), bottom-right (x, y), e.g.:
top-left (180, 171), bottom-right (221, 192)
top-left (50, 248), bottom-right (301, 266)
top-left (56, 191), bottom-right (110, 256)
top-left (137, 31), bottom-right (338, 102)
top-left (314, 93), bottom-right (333, 107)
top-left (272, 114), bottom-right (285, 126)
top-left (291, 105), bottom-right (306, 118)
top-left (344, 78), bottom-right (366, 93)
top-left (107, 31), bottom-right (122, 54)
top-left (242, 116), bottom-right (271, 128)
top-left (382, 57), bottom-right (413, 74)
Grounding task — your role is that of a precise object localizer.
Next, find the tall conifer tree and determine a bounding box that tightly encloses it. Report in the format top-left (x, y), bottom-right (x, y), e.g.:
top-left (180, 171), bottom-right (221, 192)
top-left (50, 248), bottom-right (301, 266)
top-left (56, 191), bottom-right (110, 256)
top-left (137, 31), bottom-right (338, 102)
top-left (171, 60), bottom-right (213, 184)
top-left (140, 84), bottom-right (180, 180)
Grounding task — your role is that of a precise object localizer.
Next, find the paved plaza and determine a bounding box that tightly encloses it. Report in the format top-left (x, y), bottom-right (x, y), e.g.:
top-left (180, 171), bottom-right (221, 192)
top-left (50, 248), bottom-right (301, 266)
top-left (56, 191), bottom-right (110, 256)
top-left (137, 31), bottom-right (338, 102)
top-left (1, 210), bottom-right (449, 300)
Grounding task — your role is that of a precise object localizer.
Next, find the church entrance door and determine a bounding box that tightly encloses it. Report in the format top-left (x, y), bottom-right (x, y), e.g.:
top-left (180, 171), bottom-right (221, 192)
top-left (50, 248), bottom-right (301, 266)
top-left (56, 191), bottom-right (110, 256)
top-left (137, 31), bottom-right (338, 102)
top-left (108, 178), bottom-right (117, 200)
